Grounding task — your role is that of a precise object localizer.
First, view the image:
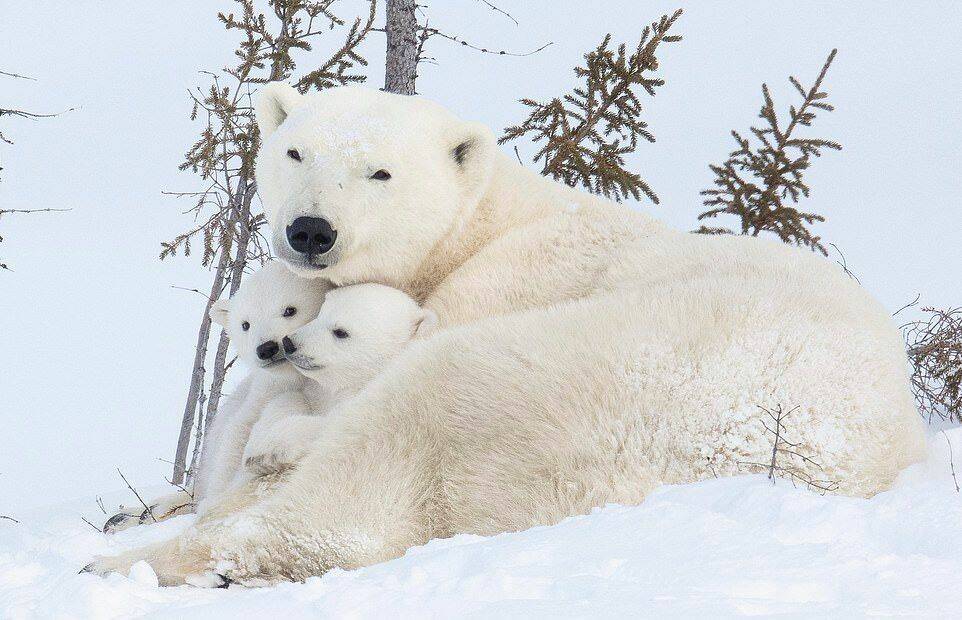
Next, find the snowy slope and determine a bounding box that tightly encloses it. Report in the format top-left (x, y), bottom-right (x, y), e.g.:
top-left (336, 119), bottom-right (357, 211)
top-left (2, 428), bottom-right (961, 619)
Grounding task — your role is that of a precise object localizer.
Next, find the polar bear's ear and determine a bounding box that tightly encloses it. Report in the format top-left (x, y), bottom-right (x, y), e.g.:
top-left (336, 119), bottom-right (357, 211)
top-left (447, 121), bottom-right (496, 201)
top-left (255, 82), bottom-right (303, 138)
top-left (209, 298), bottom-right (231, 328)
top-left (413, 309), bottom-right (439, 338)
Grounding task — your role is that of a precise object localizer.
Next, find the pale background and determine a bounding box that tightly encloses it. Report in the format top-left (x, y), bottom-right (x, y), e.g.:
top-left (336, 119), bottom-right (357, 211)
top-left (1, 1), bottom-right (959, 515)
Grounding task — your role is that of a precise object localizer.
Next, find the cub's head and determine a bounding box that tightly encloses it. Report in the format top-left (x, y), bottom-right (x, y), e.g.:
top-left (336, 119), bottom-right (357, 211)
top-left (209, 261), bottom-right (330, 371)
top-left (254, 84), bottom-right (496, 285)
top-left (281, 283), bottom-right (436, 394)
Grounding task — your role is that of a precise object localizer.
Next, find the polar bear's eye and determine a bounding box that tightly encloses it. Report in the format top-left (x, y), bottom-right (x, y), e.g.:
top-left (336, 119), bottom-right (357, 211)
top-left (242, 321), bottom-right (251, 331)
top-left (370, 169), bottom-right (391, 181)
top-left (287, 149), bottom-right (302, 162)
top-left (283, 306), bottom-right (297, 318)
top-left (332, 328), bottom-right (350, 339)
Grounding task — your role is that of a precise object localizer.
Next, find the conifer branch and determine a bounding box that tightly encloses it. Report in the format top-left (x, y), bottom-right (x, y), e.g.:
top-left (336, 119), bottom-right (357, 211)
top-left (697, 50), bottom-right (841, 255)
top-left (500, 9), bottom-right (682, 204)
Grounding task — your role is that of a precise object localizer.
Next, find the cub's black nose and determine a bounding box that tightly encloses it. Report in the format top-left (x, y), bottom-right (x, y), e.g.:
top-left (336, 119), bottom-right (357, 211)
top-left (256, 340), bottom-right (279, 360)
top-left (282, 336), bottom-right (297, 355)
top-left (286, 216), bottom-right (337, 255)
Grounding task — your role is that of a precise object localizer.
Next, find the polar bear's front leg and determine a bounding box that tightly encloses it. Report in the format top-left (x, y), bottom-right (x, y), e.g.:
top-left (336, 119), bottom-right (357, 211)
top-left (83, 534), bottom-right (219, 587)
top-left (204, 397), bottom-right (436, 584)
top-left (242, 415), bottom-right (328, 475)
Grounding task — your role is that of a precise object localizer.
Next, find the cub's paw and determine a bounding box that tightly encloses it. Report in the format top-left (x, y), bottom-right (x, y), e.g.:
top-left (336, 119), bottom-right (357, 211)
top-left (242, 429), bottom-right (307, 475)
top-left (102, 510), bottom-right (143, 534)
top-left (243, 448), bottom-right (300, 475)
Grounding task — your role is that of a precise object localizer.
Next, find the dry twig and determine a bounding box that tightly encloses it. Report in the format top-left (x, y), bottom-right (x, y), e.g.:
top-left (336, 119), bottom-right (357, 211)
top-left (116, 469), bottom-right (156, 523)
top-left (903, 307), bottom-right (962, 422)
top-left (943, 431), bottom-right (960, 493)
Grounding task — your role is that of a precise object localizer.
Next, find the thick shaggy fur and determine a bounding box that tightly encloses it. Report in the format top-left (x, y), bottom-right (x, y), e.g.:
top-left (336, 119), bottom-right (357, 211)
top-left (88, 85), bottom-right (925, 584)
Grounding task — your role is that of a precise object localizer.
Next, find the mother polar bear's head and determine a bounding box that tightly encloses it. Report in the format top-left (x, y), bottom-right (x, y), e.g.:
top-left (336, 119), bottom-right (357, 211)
top-left (254, 83), bottom-right (497, 285)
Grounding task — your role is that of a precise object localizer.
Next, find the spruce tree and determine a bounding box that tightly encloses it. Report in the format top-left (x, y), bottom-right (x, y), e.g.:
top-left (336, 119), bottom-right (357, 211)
top-left (499, 9), bottom-right (683, 204)
top-left (697, 50), bottom-right (841, 255)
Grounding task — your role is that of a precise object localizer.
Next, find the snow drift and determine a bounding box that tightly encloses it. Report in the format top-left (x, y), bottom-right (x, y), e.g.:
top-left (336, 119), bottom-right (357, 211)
top-left (1, 428), bottom-right (960, 618)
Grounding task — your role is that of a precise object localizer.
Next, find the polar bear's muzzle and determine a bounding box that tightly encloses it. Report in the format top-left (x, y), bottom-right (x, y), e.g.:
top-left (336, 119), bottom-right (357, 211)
top-left (285, 216), bottom-right (337, 259)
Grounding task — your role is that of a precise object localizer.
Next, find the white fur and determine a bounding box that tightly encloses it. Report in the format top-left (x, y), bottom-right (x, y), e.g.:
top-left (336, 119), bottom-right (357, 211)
top-left (89, 86), bottom-right (926, 585)
top-left (240, 283), bottom-right (434, 476)
top-left (192, 261), bottom-right (331, 512)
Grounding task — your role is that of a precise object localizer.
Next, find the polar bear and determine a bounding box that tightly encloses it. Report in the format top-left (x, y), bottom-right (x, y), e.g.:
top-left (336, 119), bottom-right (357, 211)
top-left (87, 85), bottom-right (926, 585)
top-left (102, 261), bottom-right (329, 532)
top-left (239, 282), bottom-right (435, 476)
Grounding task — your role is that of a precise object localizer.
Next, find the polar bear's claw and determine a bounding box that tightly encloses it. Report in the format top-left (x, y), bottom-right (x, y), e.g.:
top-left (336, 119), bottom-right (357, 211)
top-left (102, 510), bottom-right (142, 534)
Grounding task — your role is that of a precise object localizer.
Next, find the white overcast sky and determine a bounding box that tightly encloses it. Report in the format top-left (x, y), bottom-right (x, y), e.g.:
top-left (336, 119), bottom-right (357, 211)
top-left (1, 1), bottom-right (960, 513)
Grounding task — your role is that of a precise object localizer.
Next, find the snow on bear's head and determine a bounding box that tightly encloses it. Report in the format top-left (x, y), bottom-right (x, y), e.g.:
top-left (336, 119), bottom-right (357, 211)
top-left (254, 84), bottom-right (496, 285)
top-left (281, 283), bottom-right (436, 395)
top-left (209, 261), bottom-right (330, 372)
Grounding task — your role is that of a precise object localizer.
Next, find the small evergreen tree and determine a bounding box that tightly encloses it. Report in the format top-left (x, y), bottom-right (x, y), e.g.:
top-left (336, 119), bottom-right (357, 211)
top-left (697, 50), bottom-right (841, 255)
top-left (164, 0), bottom-right (376, 484)
top-left (499, 9), bottom-right (683, 204)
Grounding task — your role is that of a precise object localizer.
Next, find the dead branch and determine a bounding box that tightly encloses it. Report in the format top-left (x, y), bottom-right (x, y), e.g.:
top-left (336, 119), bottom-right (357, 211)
top-left (419, 27), bottom-right (552, 57)
top-left (747, 404), bottom-right (840, 494)
top-left (0, 70), bottom-right (36, 80)
top-left (893, 293), bottom-right (921, 318)
top-left (476, 0), bottom-right (518, 26)
top-left (80, 516), bottom-right (101, 532)
top-left (829, 243), bottom-right (860, 285)
top-left (943, 431), bottom-right (960, 493)
top-left (170, 284), bottom-right (215, 301)
top-left (116, 469), bottom-right (156, 523)
top-left (902, 306), bottom-right (962, 422)
top-left (0, 515), bottom-right (19, 524)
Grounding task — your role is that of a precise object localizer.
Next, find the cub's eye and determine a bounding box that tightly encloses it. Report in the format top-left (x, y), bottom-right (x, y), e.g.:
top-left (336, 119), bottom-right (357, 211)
top-left (283, 306), bottom-right (297, 318)
top-left (287, 149), bottom-right (302, 162)
top-left (370, 169), bottom-right (391, 181)
top-left (241, 321), bottom-right (251, 331)
top-left (332, 328), bottom-right (349, 339)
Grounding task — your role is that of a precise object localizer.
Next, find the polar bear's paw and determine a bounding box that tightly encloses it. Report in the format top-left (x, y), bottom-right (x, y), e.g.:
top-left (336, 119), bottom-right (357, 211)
top-left (101, 509), bottom-right (144, 534)
top-left (102, 490), bottom-right (195, 534)
top-left (81, 552), bottom-right (142, 578)
top-left (81, 540), bottom-right (220, 587)
top-left (242, 421), bottom-right (311, 475)
top-left (243, 449), bottom-right (301, 476)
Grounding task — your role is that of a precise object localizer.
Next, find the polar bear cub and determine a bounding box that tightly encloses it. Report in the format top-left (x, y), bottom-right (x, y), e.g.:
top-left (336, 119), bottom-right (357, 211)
top-left (238, 283), bottom-right (436, 475)
top-left (103, 261), bottom-right (329, 532)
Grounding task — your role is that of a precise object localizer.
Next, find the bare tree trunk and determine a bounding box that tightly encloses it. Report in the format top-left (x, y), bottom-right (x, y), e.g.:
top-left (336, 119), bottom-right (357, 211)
top-left (203, 182), bottom-right (255, 435)
top-left (186, 383), bottom-right (207, 483)
top-left (384, 0), bottom-right (418, 94)
top-left (171, 235), bottom-right (232, 485)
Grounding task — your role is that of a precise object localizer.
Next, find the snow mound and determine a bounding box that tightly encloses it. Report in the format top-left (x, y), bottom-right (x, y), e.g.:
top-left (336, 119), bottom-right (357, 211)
top-left (2, 429), bottom-right (961, 618)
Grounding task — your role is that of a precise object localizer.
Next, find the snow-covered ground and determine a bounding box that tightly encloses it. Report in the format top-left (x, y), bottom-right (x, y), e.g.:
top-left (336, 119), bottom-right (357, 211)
top-left (2, 428), bottom-right (960, 619)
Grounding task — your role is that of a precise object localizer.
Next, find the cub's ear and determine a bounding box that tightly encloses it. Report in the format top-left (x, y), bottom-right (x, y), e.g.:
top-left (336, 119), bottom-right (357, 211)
top-left (209, 298), bottom-right (231, 328)
top-left (413, 309), bottom-right (439, 338)
top-left (255, 82), bottom-right (303, 139)
top-left (447, 121), bottom-right (496, 201)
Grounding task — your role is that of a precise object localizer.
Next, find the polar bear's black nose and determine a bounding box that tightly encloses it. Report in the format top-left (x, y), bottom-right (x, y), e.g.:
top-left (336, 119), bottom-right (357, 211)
top-left (256, 340), bottom-right (280, 360)
top-left (286, 216), bottom-right (337, 255)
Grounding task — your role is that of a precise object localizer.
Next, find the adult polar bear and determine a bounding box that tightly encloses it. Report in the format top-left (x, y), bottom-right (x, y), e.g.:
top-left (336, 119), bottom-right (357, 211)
top-left (90, 84), bottom-right (925, 584)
